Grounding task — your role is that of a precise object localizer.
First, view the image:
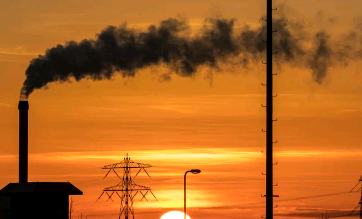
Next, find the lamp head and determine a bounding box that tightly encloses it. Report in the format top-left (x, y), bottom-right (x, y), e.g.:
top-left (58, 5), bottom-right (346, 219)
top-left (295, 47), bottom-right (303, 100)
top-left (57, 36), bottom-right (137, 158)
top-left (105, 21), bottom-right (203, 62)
top-left (190, 169), bottom-right (201, 174)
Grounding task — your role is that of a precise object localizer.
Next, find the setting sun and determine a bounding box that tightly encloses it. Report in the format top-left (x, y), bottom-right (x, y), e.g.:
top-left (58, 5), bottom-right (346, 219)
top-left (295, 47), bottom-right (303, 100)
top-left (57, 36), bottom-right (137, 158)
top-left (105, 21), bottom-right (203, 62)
top-left (160, 211), bottom-right (191, 219)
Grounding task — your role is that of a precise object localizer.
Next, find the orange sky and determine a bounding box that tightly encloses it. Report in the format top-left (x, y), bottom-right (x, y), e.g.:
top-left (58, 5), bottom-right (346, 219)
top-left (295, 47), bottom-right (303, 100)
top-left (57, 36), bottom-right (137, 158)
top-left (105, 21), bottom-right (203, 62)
top-left (0, 0), bottom-right (362, 219)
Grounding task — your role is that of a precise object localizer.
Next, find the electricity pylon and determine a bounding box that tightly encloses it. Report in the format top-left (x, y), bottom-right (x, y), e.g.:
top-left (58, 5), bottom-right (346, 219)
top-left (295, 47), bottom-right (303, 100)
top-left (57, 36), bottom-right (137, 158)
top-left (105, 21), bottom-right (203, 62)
top-left (330, 175), bottom-right (362, 218)
top-left (349, 175), bottom-right (362, 219)
top-left (97, 154), bottom-right (157, 219)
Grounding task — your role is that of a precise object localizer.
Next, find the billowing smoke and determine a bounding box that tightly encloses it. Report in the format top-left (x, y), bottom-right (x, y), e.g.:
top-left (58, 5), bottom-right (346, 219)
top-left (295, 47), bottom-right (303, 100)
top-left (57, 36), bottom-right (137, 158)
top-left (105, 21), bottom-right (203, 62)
top-left (20, 14), bottom-right (362, 99)
top-left (308, 31), bottom-right (332, 84)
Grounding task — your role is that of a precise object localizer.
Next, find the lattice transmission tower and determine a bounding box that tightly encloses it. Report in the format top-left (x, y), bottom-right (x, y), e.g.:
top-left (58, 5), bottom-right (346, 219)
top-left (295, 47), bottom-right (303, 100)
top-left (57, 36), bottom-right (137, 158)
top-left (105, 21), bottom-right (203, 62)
top-left (327, 175), bottom-right (362, 218)
top-left (349, 175), bottom-right (362, 219)
top-left (97, 153), bottom-right (157, 219)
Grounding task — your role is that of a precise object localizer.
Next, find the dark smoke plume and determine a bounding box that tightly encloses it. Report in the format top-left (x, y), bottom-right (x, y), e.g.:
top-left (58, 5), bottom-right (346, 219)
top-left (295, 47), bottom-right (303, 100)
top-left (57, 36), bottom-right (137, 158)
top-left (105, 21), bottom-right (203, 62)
top-left (20, 15), bottom-right (362, 99)
top-left (308, 31), bottom-right (333, 84)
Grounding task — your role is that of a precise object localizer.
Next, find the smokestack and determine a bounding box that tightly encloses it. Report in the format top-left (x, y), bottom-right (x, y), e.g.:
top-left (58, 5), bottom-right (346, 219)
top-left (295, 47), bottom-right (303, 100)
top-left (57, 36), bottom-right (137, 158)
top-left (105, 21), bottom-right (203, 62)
top-left (18, 100), bottom-right (28, 183)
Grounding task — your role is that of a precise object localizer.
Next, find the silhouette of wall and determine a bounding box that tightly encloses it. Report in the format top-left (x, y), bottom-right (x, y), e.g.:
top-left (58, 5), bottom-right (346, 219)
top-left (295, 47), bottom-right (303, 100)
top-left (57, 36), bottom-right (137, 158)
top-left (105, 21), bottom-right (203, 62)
top-left (0, 196), bottom-right (10, 219)
top-left (0, 182), bottom-right (82, 219)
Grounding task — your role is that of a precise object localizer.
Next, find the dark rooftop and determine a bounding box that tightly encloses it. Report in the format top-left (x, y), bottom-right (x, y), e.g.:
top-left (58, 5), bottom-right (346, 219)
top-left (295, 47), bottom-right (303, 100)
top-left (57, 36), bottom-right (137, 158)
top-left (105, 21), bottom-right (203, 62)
top-left (0, 182), bottom-right (82, 195)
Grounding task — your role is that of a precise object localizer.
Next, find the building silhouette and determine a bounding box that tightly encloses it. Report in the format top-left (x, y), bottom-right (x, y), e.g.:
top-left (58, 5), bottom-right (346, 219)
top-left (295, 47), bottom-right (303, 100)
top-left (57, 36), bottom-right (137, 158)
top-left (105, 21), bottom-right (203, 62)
top-left (0, 101), bottom-right (83, 219)
top-left (0, 182), bottom-right (82, 219)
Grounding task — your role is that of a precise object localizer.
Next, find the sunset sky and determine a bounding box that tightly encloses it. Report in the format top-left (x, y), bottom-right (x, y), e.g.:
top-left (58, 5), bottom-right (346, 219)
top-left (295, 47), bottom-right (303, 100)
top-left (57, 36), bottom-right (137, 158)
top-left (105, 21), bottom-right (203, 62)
top-left (1, 0), bottom-right (362, 219)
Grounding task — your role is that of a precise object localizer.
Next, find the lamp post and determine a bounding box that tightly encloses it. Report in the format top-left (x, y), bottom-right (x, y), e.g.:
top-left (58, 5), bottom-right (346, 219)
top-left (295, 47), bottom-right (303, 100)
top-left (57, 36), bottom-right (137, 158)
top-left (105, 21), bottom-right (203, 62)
top-left (184, 169), bottom-right (201, 219)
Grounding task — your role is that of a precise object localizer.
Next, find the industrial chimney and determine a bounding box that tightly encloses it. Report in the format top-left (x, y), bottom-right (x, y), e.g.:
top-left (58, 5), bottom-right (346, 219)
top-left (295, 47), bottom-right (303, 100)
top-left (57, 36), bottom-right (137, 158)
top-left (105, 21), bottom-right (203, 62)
top-left (0, 100), bottom-right (83, 219)
top-left (18, 100), bottom-right (28, 183)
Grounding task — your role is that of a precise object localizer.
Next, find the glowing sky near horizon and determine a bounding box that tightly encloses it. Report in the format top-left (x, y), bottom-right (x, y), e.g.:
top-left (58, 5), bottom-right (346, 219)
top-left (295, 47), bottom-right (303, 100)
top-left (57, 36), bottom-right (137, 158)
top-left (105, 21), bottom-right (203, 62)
top-left (0, 0), bottom-right (362, 219)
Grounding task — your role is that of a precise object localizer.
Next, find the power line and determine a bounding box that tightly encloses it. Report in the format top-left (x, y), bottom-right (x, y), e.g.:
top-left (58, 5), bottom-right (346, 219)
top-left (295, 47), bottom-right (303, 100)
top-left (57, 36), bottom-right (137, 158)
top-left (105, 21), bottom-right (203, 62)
top-left (243, 191), bottom-right (353, 207)
top-left (275, 192), bottom-right (350, 203)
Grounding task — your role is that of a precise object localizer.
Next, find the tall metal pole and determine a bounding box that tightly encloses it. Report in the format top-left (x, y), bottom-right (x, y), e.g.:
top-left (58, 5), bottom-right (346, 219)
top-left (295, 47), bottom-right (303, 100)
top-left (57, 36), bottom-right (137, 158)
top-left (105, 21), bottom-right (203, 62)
top-left (266, 0), bottom-right (274, 218)
top-left (184, 169), bottom-right (201, 219)
top-left (359, 183), bottom-right (362, 219)
top-left (184, 171), bottom-right (188, 219)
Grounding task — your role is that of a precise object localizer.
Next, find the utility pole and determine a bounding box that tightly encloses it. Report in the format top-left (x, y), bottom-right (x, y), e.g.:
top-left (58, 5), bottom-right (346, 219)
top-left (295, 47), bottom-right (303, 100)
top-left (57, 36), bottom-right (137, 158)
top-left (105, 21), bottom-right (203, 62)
top-left (360, 176), bottom-right (362, 219)
top-left (266, 1), bottom-right (274, 217)
top-left (262, 0), bottom-right (279, 219)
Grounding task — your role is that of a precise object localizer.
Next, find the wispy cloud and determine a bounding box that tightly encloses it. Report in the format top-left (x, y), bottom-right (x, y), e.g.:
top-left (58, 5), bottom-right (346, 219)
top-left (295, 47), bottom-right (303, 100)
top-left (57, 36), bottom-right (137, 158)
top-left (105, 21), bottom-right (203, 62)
top-left (275, 150), bottom-right (362, 158)
top-left (1, 149), bottom-right (360, 164)
top-left (37, 13), bottom-right (87, 18)
top-left (0, 46), bottom-right (41, 56)
top-left (38, 21), bottom-right (110, 27)
top-left (145, 105), bottom-right (195, 114)
top-left (0, 148), bottom-right (262, 165)
top-left (274, 207), bottom-right (356, 218)
top-left (0, 58), bottom-right (23, 63)
top-left (0, 102), bottom-right (14, 107)
top-left (337, 108), bottom-right (359, 114)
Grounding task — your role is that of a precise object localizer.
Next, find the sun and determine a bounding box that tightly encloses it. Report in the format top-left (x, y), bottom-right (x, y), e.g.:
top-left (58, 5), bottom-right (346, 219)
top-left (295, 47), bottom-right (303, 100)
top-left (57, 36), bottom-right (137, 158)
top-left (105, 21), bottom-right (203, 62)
top-left (160, 211), bottom-right (191, 219)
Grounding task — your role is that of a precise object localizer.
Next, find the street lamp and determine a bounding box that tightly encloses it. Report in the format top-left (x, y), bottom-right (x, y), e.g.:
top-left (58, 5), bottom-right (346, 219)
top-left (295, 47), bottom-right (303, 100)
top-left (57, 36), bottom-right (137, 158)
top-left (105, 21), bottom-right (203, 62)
top-left (184, 169), bottom-right (201, 219)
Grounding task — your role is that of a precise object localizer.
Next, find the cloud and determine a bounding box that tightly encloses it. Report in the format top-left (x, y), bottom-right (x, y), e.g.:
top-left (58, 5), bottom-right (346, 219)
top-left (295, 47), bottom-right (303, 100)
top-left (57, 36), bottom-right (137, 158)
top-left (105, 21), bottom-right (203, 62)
top-left (337, 108), bottom-right (359, 114)
top-left (0, 148), bottom-right (261, 165)
top-left (275, 150), bottom-right (362, 158)
top-left (146, 105), bottom-right (195, 114)
top-left (0, 46), bottom-right (41, 56)
top-left (274, 207), bottom-right (357, 218)
top-left (0, 58), bottom-right (24, 63)
top-left (0, 102), bottom-right (14, 107)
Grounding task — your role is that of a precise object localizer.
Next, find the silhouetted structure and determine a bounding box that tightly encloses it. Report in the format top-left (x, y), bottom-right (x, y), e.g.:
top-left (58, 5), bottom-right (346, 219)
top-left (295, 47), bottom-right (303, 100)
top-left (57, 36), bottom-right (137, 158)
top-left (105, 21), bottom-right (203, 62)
top-left (262, 0), bottom-right (279, 219)
top-left (97, 154), bottom-right (157, 219)
top-left (184, 169), bottom-right (201, 219)
top-left (18, 101), bottom-right (28, 183)
top-left (0, 101), bottom-right (83, 219)
top-left (0, 182), bottom-right (82, 219)
top-left (321, 211), bottom-right (329, 219)
top-left (328, 175), bottom-right (362, 218)
top-left (0, 197), bottom-right (10, 219)
top-left (349, 175), bottom-right (362, 219)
